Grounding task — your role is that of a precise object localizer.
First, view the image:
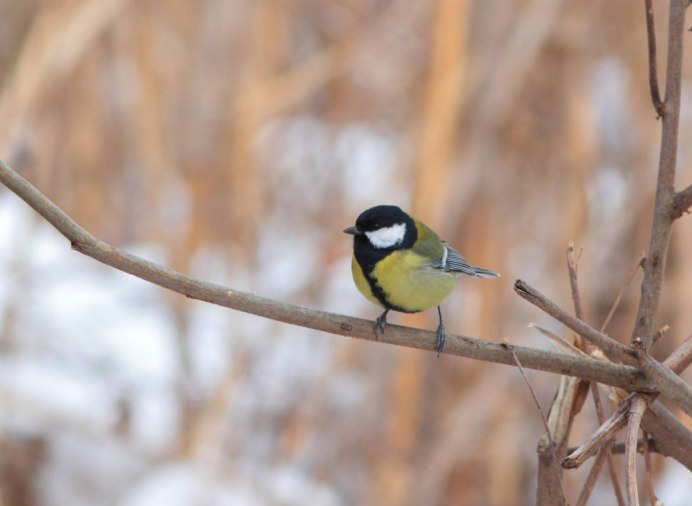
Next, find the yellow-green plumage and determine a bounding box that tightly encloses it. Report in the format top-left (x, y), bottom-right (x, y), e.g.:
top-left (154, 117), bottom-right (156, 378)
top-left (350, 220), bottom-right (455, 312)
top-left (345, 204), bottom-right (499, 354)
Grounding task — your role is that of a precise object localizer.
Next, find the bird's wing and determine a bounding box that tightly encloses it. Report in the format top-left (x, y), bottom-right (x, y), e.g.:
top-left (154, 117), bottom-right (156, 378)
top-left (438, 243), bottom-right (500, 278)
top-left (412, 220), bottom-right (499, 278)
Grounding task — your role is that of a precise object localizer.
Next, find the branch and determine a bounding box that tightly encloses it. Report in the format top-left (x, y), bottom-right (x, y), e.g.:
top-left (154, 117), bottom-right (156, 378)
top-left (563, 334), bottom-right (692, 470)
top-left (514, 280), bottom-right (637, 365)
top-left (625, 396), bottom-right (647, 506)
top-left (0, 160), bottom-right (652, 391)
top-left (633, 337), bottom-right (692, 417)
top-left (632, 0), bottom-right (690, 346)
top-left (644, 0), bottom-right (665, 116)
top-left (672, 183), bottom-right (692, 219)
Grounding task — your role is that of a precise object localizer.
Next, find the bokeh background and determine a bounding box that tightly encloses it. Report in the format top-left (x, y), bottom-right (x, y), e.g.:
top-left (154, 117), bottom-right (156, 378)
top-left (1, 0), bottom-right (691, 505)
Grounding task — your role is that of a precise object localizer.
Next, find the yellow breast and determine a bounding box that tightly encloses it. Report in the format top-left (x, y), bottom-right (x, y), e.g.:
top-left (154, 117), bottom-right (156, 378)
top-left (351, 250), bottom-right (456, 313)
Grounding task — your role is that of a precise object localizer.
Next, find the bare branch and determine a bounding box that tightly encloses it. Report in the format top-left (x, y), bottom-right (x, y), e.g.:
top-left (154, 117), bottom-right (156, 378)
top-left (625, 396), bottom-right (647, 506)
top-left (564, 334), bottom-right (692, 469)
top-left (643, 402), bottom-right (692, 469)
top-left (672, 183), bottom-right (692, 219)
top-left (0, 160), bottom-right (655, 392)
top-left (644, 0), bottom-right (665, 116)
top-left (633, 337), bottom-right (692, 417)
top-left (575, 443), bottom-right (613, 506)
top-left (642, 432), bottom-right (660, 506)
top-left (568, 439), bottom-right (659, 456)
top-left (632, 0), bottom-right (690, 347)
top-left (664, 333), bottom-right (692, 371)
top-left (590, 382), bottom-right (626, 506)
top-left (562, 394), bottom-right (634, 469)
top-left (514, 280), bottom-right (637, 365)
top-left (510, 349), bottom-right (566, 504)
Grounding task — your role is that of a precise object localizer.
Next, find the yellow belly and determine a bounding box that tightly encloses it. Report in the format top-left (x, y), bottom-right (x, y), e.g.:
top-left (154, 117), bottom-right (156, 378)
top-left (351, 251), bottom-right (456, 312)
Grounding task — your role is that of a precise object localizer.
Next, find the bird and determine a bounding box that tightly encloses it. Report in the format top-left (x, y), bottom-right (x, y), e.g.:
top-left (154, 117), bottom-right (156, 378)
top-left (344, 205), bottom-right (499, 354)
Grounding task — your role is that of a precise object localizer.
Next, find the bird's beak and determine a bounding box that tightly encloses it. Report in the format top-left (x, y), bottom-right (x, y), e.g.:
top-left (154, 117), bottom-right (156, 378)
top-left (343, 226), bottom-right (360, 235)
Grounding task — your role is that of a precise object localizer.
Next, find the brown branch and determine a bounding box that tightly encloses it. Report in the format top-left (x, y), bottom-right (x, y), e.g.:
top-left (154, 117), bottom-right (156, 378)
top-left (591, 383), bottom-right (626, 506)
top-left (575, 443), bottom-right (613, 506)
top-left (632, 0), bottom-right (690, 347)
top-left (514, 280), bottom-right (637, 365)
top-left (562, 394), bottom-right (634, 469)
top-left (633, 337), bottom-right (692, 417)
top-left (672, 183), bottom-right (692, 219)
top-left (0, 160), bottom-right (655, 392)
top-left (510, 349), bottom-right (566, 505)
top-left (564, 334), bottom-right (692, 470)
top-left (625, 396), bottom-right (647, 506)
top-left (642, 432), bottom-right (660, 506)
top-left (568, 439), bottom-right (659, 456)
top-left (644, 0), bottom-right (665, 116)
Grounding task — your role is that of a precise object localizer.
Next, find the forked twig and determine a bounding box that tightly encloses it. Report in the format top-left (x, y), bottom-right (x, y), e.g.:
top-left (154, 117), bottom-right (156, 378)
top-left (564, 334), bottom-right (692, 468)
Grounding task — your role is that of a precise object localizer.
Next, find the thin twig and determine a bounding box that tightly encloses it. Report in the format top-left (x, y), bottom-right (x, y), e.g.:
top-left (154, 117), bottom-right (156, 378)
top-left (567, 242), bottom-right (585, 322)
top-left (564, 334), bottom-right (692, 469)
top-left (509, 346), bottom-right (566, 504)
top-left (590, 382), bottom-right (626, 506)
top-left (650, 324), bottom-right (670, 347)
top-left (575, 442), bottom-right (612, 506)
top-left (642, 431), bottom-right (660, 506)
top-left (0, 160), bottom-right (658, 391)
top-left (644, 0), bottom-right (665, 116)
top-left (562, 394), bottom-right (634, 469)
top-left (567, 438), bottom-right (659, 456)
top-left (625, 396), bottom-right (647, 506)
top-left (600, 254), bottom-right (646, 334)
top-left (515, 279), bottom-right (637, 365)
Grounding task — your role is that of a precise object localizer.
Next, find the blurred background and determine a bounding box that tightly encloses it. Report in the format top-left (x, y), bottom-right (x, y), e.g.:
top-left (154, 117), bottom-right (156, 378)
top-left (0, 0), bottom-right (691, 504)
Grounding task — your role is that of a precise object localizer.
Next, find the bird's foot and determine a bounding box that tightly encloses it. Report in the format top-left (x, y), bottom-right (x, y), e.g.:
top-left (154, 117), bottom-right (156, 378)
top-left (435, 321), bottom-right (447, 356)
top-left (374, 310), bottom-right (389, 340)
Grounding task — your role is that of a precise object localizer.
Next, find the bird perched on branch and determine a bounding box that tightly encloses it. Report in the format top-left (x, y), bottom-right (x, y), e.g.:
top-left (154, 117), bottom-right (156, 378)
top-left (344, 205), bottom-right (499, 354)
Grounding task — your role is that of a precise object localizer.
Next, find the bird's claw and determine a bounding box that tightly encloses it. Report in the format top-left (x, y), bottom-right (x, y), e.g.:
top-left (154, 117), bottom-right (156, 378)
top-left (374, 310), bottom-right (388, 340)
top-left (435, 321), bottom-right (447, 356)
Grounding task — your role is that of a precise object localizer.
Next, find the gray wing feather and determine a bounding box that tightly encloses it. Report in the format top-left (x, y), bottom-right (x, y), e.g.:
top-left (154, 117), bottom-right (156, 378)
top-left (435, 244), bottom-right (500, 278)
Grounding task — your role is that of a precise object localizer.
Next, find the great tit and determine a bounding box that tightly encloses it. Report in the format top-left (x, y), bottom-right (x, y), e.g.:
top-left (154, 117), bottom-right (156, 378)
top-left (344, 205), bottom-right (499, 354)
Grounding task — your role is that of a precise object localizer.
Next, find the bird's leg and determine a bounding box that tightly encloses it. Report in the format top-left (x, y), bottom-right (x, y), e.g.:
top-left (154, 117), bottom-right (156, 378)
top-left (374, 309), bottom-right (389, 339)
top-left (435, 306), bottom-right (446, 356)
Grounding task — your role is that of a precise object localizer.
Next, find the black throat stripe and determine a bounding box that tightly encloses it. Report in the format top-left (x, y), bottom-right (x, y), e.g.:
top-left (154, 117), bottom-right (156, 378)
top-left (354, 246), bottom-right (410, 313)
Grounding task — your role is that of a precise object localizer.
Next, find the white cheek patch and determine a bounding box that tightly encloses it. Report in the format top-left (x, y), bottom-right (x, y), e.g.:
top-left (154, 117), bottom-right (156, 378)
top-left (365, 223), bottom-right (407, 249)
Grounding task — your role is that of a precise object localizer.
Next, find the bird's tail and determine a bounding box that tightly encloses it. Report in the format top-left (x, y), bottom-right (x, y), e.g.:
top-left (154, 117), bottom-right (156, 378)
top-left (471, 265), bottom-right (500, 279)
